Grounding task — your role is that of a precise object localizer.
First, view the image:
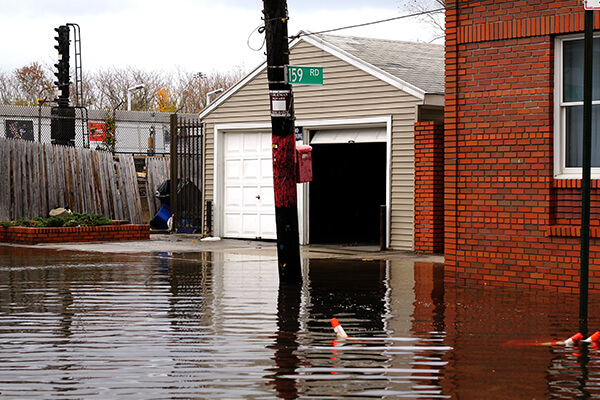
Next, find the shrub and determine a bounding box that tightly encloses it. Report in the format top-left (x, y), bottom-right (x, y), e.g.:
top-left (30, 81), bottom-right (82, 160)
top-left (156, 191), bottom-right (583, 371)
top-left (0, 213), bottom-right (114, 228)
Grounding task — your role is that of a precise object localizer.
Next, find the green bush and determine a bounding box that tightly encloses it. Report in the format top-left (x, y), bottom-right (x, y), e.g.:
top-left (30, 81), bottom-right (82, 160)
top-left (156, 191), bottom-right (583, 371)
top-left (0, 213), bottom-right (114, 228)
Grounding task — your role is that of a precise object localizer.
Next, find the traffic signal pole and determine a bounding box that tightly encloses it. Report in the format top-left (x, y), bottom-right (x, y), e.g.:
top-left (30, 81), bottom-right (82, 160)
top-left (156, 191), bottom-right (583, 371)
top-left (262, 0), bottom-right (302, 284)
top-left (51, 24), bottom-right (75, 147)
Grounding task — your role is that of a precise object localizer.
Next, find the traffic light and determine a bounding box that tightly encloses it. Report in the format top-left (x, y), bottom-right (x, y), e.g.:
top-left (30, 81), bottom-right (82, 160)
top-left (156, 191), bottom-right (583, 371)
top-left (53, 25), bottom-right (70, 105)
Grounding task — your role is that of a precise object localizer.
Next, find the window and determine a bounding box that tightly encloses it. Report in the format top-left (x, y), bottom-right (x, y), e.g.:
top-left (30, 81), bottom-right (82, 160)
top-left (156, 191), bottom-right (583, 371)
top-left (555, 35), bottom-right (600, 177)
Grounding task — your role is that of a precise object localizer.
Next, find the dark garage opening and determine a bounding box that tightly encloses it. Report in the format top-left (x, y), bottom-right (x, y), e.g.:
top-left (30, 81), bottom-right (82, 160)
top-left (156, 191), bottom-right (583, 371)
top-left (309, 142), bottom-right (386, 245)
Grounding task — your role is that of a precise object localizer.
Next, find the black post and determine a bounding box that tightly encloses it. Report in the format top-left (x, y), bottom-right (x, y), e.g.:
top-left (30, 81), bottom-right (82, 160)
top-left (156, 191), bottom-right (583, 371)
top-left (262, 0), bottom-right (302, 284)
top-left (580, 9), bottom-right (593, 337)
top-left (206, 200), bottom-right (213, 236)
top-left (380, 205), bottom-right (386, 251)
top-left (170, 113), bottom-right (178, 233)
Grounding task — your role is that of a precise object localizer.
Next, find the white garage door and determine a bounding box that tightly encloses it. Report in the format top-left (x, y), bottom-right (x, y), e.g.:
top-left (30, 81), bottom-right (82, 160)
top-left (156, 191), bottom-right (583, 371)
top-left (223, 131), bottom-right (276, 239)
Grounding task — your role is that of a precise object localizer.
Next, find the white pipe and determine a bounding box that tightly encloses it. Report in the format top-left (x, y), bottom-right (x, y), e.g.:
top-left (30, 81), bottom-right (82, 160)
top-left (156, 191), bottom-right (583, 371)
top-left (206, 88), bottom-right (224, 105)
top-left (127, 84), bottom-right (145, 111)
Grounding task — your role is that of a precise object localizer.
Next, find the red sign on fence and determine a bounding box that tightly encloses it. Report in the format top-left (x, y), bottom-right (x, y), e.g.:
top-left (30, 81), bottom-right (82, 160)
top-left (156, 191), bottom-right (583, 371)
top-left (88, 122), bottom-right (106, 142)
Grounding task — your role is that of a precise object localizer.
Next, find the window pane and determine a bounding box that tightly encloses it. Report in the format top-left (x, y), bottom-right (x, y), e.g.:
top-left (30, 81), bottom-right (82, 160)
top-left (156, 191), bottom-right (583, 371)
top-left (565, 104), bottom-right (600, 167)
top-left (563, 38), bottom-right (600, 102)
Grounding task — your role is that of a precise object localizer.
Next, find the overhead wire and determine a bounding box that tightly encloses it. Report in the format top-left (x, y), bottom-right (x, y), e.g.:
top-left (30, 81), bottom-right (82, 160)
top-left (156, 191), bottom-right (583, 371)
top-left (248, 6), bottom-right (446, 52)
top-left (288, 7), bottom-right (445, 40)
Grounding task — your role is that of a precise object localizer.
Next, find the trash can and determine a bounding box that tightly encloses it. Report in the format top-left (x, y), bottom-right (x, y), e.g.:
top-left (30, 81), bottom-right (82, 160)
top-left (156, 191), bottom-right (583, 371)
top-left (155, 179), bottom-right (171, 206)
top-left (150, 204), bottom-right (170, 230)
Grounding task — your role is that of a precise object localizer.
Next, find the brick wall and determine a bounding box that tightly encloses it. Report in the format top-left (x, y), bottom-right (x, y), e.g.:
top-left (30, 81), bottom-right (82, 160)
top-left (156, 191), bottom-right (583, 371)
top-left (414, 121), bottom-right (445, 254)
top-left (445, 0), bottom-right (600, 293)
top-left (0, 224), bottom-right (150, 245)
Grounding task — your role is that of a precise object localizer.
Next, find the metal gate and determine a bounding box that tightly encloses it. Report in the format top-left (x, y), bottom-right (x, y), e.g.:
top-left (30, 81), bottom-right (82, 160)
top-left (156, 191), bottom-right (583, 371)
top-left (169, 114), bottom-right (205, 233)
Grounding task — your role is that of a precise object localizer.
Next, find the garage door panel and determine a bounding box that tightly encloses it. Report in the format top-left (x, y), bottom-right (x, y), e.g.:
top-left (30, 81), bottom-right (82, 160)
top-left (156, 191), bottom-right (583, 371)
top-left (224, 213), bottom-right (242, 237)
top-left (260, 214), bottom-right (276, 238)
top-left (243, 158), bottom-right (260, 180)
top-left (225, 133), bottom-right (244, 154)
top-left (242, 186), bottom-right (261, 208)
top-left (243, 133), bottom-right (260, 154)
top-left (225, 159), bottom-right (242, 180)
top-left (225, 187), bottom-right (242, 207)
top-left (242, 213), bottom-right (259, 236)
top-left (259, 186), bottom-right (275, 207)
top-left (261, 158), bottom-right (273, 180)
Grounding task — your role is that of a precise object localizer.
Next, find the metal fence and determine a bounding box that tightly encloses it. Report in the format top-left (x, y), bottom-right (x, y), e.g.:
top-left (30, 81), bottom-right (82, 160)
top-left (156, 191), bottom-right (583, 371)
top-left (169, 114), bottom-right (205, 234)
top-left (0, 104), bottom-right (198, 155)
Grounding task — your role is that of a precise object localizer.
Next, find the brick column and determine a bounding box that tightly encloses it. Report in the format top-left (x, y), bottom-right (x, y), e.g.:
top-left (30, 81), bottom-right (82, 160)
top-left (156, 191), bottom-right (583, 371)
top-left (414, 121), bottom-right (445, 253)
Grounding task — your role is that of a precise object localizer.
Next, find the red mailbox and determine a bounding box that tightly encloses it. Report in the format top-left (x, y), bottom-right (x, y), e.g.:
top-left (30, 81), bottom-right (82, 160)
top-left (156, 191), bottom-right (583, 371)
top-left (296, 145), bottom-right (313, 183)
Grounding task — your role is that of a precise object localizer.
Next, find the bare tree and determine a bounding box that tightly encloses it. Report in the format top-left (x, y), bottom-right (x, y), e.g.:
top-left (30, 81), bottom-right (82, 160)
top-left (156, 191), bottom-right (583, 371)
top-left (173, 67), bottom-right (245, 113)
top-left (401, 0), bottom-right (445, 41)
top-left (0, 70), bottom-right (17, 105)
top-left (0, 63), bottom-right (245, 113)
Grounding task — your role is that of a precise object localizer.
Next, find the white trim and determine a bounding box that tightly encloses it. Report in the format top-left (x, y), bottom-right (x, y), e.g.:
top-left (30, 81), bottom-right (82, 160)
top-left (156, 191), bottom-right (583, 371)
top-left (200, 33), bottom-right (432, 121)
top-left (424, 93), bottom-right (444, 106)
top-left (293, 34), bottom-right (426, 100)
top-left (213, 116), bottom-right (392, 247)
top-left (199, 61), bottom-right (266, 120)
top-left (554, 33), bottom-right (600, 179)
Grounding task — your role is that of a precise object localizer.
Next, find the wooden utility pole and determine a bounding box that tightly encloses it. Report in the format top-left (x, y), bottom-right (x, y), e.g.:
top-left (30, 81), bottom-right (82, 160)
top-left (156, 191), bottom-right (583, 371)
top-left (262, 0), bottom-right (302, 284)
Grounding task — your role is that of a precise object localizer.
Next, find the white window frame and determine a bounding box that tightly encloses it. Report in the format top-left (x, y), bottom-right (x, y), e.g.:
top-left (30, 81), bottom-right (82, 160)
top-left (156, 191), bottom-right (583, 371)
top-left (554, 33), bottom-right (600, 179)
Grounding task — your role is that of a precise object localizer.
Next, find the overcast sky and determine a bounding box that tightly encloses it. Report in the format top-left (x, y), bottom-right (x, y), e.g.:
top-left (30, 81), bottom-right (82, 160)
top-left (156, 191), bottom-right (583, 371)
top-left (0, 0), bottom-right (442, 75)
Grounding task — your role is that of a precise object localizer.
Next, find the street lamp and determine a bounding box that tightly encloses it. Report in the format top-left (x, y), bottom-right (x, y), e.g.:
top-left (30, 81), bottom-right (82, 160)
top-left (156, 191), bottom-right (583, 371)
top-left (127, 84), bottom-right (145, 111)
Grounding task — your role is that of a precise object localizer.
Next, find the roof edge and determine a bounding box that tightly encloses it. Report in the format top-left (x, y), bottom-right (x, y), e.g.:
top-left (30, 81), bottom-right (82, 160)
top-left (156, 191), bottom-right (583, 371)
top-left (295, 32), bottom-right (426, 100)
top-left (200, 31), bottom-right (432, 120)
top-left (199, 58), bottom-right (267, 120)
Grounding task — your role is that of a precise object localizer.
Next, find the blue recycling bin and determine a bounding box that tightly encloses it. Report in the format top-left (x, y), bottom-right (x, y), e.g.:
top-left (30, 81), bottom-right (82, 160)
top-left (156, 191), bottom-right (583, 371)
top-left (151, 204), bottom-right (170, 230)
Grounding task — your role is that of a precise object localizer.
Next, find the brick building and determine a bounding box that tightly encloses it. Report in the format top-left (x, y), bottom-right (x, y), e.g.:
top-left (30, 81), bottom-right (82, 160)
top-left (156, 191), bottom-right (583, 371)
top-left (444, 1), bottom-right (600, 292)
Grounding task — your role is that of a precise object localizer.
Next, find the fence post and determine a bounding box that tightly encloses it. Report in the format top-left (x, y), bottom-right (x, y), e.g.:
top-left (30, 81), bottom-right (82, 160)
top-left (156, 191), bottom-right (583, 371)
top-left (170, 113), bottom-right (178, 232)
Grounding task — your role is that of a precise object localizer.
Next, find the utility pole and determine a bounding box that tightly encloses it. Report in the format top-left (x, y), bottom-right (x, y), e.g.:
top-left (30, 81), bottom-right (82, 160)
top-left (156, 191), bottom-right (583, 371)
top-left (262, 0), bottom-right (302, 284)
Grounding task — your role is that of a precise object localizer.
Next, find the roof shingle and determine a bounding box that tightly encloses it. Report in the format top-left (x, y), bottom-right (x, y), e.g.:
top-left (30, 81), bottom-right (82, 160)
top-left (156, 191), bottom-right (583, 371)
top-left (311, 33), bottom-right (445, 95)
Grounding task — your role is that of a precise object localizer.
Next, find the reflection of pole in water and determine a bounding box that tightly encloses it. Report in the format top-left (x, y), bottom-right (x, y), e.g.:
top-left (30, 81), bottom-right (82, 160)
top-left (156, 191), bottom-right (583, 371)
top-left (267, 283), bottom-right (302, 399)
top-left (547, 345), bottom-right (594, 398)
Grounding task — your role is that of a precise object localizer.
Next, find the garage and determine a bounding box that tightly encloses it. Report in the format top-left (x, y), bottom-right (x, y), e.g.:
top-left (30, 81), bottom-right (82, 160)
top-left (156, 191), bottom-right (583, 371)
top-left (222, 131), bottom-right (276, 239)
top-left (308, 127), bottom-right (387, 245)
top-left (202, 33), bottom-right (444, 250)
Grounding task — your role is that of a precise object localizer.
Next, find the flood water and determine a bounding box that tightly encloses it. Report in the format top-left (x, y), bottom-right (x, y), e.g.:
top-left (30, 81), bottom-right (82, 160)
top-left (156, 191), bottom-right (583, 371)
top-left (2, 246), bottom-right (600, 399)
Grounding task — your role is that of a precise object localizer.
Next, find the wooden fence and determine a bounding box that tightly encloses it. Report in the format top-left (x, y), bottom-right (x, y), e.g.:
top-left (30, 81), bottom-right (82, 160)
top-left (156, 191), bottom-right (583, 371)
top-left (145, 157), bottom-right (170, 218)
top-left (0, 137), bottom-right (143, 224)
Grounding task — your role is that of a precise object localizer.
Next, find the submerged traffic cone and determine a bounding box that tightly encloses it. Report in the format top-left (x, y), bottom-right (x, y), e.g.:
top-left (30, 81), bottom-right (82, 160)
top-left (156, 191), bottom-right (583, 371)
top-left (552, 332), bottom-right (583, 346)
top-left (584, 331), bottom-right (600, 343)
top-left (330, 318), bottom-right (348, 339)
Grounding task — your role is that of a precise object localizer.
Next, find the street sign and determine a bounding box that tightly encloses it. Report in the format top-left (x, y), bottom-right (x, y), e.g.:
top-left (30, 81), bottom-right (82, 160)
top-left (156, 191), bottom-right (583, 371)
top-left (269, 90), bottom-right (291, 117)
top-left (585, 0), bottom-right (600, 10)
top-left (287, 65), bottom-right (323, 85)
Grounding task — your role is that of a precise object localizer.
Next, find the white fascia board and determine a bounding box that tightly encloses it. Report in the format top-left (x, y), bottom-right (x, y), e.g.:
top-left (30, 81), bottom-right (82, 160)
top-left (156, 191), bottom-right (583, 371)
top-left (424, 93), bottom-right (444, 106)
top-left (295, 34), bottom-right (426, 101)
top-left (198, 59), bottom-right (267, 120)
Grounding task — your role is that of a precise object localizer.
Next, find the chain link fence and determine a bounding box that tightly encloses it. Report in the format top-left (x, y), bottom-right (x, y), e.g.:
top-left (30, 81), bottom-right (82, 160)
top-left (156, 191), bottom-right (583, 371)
top-left (0, 104), bottom-right (198, 155)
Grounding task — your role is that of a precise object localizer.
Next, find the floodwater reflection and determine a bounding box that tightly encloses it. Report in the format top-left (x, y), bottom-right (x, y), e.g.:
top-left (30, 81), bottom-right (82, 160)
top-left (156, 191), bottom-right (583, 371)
top-left (2, 245), bottom-right (600, 398)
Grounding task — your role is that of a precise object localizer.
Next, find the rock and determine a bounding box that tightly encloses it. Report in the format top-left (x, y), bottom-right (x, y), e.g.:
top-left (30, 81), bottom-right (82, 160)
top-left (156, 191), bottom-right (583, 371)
top-left (49, 208), bottom-right (70, 218)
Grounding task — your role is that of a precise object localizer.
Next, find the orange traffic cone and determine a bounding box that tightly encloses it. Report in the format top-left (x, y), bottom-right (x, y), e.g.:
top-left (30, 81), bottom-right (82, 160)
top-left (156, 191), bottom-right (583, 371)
top-left (552, 332), bottom-right (583, 346)
top-left (330, 318), bottom-right (348, 339)
top-left (584, 331), bottom-right (600, 343)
